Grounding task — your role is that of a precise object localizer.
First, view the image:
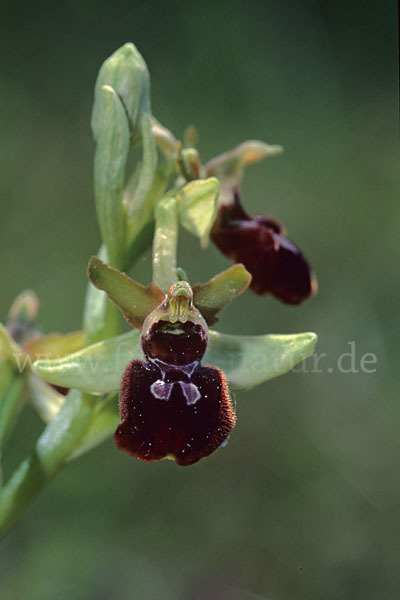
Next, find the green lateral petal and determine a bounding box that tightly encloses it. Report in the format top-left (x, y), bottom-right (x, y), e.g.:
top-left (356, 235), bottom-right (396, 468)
top-left (178, 178), bottom-right (219, 247)
top-left (88, 256), bottom-right (165, 329)
top-left (192, 264), bottom-right (251, 325)
top-left (33, 330), bottom-right (142, 394)
top-left (94, 85), bottom-right (130, 268)
top-left (205, 331), bottom-right (317, 389)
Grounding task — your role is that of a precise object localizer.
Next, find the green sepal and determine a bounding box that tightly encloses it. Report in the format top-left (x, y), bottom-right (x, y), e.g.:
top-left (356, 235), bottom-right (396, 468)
top-left (94, 85), bottom-right (130, 268)
top-left (33, 330), bottom-right (142, 394)
top-left (177, 177), bottom-right (219, 247)
top-left (91, 42), bottom-right (151, 144)
top-left (192, 264), bottom-right (252, 325)
top-left (33, 329), bottom-right (317, 395)
top-left (0, 390), bottom-right (96, 538)
top-left (206, 331), bottom-right (317, 389)
top-left (88, 256), bottom-right (165, 329)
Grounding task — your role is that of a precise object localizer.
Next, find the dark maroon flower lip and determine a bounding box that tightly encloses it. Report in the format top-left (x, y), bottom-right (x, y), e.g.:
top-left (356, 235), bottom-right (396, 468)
top-left (115, 359), bottom-right (235, 466)
top-left (210, 188), bottom-right (317, 304)
top-left (114, 282), bottom-right (236, 466)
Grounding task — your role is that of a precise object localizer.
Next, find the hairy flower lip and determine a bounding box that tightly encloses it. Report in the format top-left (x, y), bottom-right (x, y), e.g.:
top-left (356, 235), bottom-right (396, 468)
top-left (210, 188), bottom-right (317, 304)
top-left (115, 358), bottom-right (235, 466)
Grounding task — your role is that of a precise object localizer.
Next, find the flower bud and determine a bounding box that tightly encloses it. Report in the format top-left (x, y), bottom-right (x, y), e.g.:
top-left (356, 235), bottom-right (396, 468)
top-left (91, 42), bottom-right (151, 144)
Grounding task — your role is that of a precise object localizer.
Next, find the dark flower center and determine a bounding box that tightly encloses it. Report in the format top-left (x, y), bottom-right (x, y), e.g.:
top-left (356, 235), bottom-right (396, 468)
top-left (142, 320), bottom-right (208, 365)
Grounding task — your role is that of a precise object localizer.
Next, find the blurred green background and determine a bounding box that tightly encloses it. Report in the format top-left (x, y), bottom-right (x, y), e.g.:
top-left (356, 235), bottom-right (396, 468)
top-left (0, 1), bottom-right (399, 598)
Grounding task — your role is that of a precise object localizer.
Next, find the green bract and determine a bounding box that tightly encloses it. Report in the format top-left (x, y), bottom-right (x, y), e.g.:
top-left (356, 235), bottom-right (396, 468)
top-left (93, 85), bottom-right (130, 269)
top-left (177, 177), bottom-right (219, 247)
top-left (91, 42), bottom-right (150, 144)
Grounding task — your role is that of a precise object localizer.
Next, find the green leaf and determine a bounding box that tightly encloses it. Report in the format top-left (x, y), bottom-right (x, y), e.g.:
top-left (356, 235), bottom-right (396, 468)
top-left (205, 331), bottom-right (318, 389)
top-left (192, 264), bottom-right (251, 325)
top-left (178, 177), bottom-right (219, 247)
top-left (67, 394), bottom-right (119, 461)
top-left (33, 330), bottom-right (142, 394)
top-left (88, 256), bottom-right (165, 328)
top-left (153, 196), bottom-right (179, 292)
top-left (33, 329), bottom-right (317, 395)
top-left (94, 85), bottom-right (130, 268)
top-left (91, 42), bottom-right (151, 144)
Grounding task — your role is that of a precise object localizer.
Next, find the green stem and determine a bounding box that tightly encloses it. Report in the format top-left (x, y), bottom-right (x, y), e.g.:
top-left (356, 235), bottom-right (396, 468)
top-left (152, 196), bottom-right (179, 292)
top-left (0, 390), bottom-right (95, 539)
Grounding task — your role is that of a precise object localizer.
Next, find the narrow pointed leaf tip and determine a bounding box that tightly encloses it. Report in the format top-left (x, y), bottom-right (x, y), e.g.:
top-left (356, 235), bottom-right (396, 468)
top-left (88, 256), bottom-right (165, 329)
top-left (178, 178), bottom-right (219, 247)
top-left (33, 329), bottom-right (317, 395)
top-left (192, 264), bottom-right (251, 325)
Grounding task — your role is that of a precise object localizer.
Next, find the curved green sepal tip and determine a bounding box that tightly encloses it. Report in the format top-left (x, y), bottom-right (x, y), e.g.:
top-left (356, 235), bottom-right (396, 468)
top-left (88, 256), bottom-right (165, 329)
top-left (192, 264), bottom-right (251, 325)
top-left (205, 331), bottom-right (317, 389)
top-left (33, 330), bottom-right (142, 394)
